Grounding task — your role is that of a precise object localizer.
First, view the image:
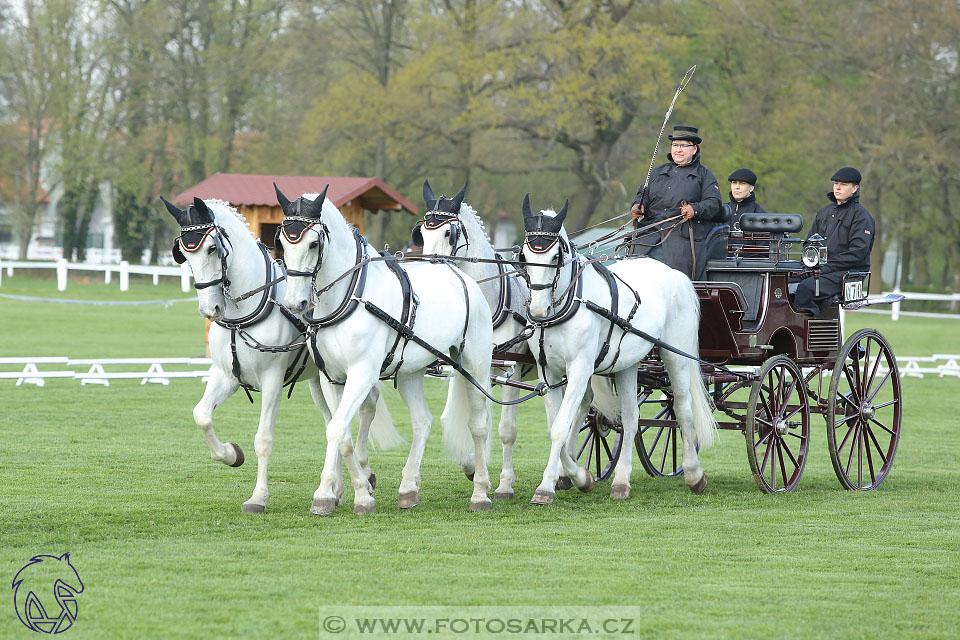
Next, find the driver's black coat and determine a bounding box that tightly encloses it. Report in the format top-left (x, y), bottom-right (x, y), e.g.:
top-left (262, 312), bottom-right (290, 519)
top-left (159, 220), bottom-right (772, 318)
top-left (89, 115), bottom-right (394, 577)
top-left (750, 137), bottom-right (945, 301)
top-left (793, 191), bottom-right (875, 315)
top-left (631, 151), bottom-right (723, 278)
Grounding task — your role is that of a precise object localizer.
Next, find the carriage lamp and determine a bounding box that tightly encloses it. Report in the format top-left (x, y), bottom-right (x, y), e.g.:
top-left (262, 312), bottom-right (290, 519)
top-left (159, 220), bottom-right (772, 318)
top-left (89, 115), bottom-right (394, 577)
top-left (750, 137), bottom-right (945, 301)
top-left (802, 234), bottom-right (828, 268)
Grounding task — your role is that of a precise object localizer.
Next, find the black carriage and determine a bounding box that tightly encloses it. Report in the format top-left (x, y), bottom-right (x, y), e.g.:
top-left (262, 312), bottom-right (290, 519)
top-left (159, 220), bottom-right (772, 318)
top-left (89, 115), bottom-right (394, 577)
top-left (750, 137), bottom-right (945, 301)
top-left (493, 212), bottom-right (903, 493)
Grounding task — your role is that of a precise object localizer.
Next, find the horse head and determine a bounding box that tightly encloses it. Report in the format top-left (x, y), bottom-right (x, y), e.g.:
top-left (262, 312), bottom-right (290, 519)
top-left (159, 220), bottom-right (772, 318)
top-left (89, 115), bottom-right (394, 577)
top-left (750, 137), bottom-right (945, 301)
top-left (162, 196), bottom-right (231, 320)
top-left (520, 193), bottom-right (570, 319)
top-left (273, 183), bottom-right (329, 314)
top-left (413, 179), bottom-right (468, 255)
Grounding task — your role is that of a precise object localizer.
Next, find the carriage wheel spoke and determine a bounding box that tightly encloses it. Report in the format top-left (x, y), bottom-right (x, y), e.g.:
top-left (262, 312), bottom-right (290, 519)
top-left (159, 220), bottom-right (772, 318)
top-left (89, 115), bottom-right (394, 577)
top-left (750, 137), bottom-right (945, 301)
top-left (658, 431), bottom-right (673, 473)
top-left (646, 427), bottom-right (666, 459)
top-left (834, 412), bottom-right (859, 427)
top-left (780, 437), bottom-right (800, 468)
top-left (837, 391), bottom-right (859, 412)
top-left (864, 347), bottom-right (884, 396)
top-left (777, 440), bottom-right (790, 487)
top-left (858, 423), bottom-right (864, 486)
top-left (760, 430), bottom-right (773, 477)
top-left (770, 435), bottom-right (777, 490)
top-left (601, 432), bottom-right (614, 460)
top-left (863, 425), bottom-right (877, 484)
top-left (866, 370), bottom-right (893, 404)
top-left (837, 418), bottom-right (858, 453)
top-left (865, 424), bottom-right (889, 464)
top-left (844, 424), bottom-right (860, 477)
top-left (577, 428), bottom-right (591, 458)
top-left (783, 403), bottom-right (804, 421)
top-left (862, 339), bottom-right (872, 391)
top-left (852, 344), bottom-right (864, 395)
top-left (670, 429), bottom-right (678, 472)
top-left (871, 398), bottom-right (899, 411)
top-left (868, 416), bottom-right (897, 438)
top-left (754, 426), bottom-right (772, 449)
top-left (842, 365), bottom-right (861, 403)
top-left (585, 434), bottom-right (595, 472)
top-left (758, 391), bottom-right (774, 425)
top-left (594, 431), bottom-right (603, 479)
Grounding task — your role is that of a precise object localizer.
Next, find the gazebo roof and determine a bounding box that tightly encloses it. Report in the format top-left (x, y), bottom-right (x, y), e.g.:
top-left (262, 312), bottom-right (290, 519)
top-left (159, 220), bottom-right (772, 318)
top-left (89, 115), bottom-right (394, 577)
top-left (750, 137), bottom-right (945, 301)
top-left (174, 173), bottom-right (417, 215)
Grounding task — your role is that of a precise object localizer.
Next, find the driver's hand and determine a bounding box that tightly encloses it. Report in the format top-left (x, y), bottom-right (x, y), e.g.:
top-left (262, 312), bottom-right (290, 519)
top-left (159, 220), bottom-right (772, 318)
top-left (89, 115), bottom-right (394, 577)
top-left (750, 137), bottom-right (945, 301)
top-left (680, 203), bottom-right (695, 220)
top-left (630, 203), bottom-right (643, 219)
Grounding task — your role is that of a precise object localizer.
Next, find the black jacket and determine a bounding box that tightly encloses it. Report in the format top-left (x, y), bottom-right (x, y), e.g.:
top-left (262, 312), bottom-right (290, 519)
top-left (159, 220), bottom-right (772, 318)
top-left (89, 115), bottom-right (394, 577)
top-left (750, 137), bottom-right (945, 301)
top-left (727, 192), bottom-right (766, 229)
top-left (807, 191), bottom-right (875, 274)
top-left (631, 152), bottom-right (724, 278)
top-left (633, 152), bottom-right (723, 238)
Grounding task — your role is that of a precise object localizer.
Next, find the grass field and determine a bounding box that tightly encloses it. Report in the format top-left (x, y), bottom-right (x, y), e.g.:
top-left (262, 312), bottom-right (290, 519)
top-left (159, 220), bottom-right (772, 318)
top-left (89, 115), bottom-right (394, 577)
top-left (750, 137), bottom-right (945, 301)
top-left (2, 275), bottom-right (960, 639)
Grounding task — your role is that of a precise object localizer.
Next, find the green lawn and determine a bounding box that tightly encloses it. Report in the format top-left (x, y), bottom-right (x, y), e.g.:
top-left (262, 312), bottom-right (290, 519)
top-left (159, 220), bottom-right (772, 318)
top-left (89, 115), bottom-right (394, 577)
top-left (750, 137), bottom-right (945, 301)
top-left (2, 276), bottom-right (960, 638)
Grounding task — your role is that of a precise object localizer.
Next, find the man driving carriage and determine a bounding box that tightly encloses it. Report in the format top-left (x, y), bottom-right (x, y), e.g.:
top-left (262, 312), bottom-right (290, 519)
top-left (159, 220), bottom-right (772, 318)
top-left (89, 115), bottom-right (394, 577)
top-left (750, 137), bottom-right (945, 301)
top-left (793, 166), bottom-right (876, 316)
top-left (629, 125), bottom-right (725, 280)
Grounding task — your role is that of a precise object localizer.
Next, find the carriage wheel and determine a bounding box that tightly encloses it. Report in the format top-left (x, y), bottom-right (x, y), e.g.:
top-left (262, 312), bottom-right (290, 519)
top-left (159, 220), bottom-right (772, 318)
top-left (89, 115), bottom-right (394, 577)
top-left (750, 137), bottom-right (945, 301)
top-left (745, 356), bottom-right (810, 493)
top-left (826, 329), bottom-right (901, 490)
top-left (574, 409), bottom-right (623, 481)
top-left (636, 390), bottom-right (684, 477)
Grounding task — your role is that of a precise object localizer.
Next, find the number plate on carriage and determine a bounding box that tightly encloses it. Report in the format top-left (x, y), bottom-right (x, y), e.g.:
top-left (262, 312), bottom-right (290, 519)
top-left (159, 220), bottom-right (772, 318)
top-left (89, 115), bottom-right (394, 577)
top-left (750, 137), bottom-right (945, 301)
top-left (844, 280), bottom-right (864, 302)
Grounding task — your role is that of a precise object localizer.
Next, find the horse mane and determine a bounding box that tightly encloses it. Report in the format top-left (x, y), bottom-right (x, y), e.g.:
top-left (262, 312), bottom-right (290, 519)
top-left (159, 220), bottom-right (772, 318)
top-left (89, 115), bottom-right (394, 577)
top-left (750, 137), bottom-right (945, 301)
top-left (457, 202), bottom-right (493, 247)
top-left (204, 198), bottom-right (256, 240)
top-left (300, 193), bottom-right (358, 238)
top-left (539, 208), bottom-right (571, 245)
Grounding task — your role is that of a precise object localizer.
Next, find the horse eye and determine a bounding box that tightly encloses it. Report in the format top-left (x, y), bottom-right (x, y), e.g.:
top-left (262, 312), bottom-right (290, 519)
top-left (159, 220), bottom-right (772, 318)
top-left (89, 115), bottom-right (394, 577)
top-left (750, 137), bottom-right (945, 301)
top-left (445, 229), bottom-right (451, 237)
top-left (309, 240), bottom-right (319, 249)
top-left (207, 245), bottom-right (217, 254)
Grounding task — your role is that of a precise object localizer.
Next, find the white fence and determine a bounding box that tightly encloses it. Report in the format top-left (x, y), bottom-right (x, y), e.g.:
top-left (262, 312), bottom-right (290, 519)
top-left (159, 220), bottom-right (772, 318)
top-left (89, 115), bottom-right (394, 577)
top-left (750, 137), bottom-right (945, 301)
top-left (0, 357), bottom-right (211, 386)
top-left (3, 354), bottom-right (958, 388)
top-left (0, 260), bottom-right (193, 292)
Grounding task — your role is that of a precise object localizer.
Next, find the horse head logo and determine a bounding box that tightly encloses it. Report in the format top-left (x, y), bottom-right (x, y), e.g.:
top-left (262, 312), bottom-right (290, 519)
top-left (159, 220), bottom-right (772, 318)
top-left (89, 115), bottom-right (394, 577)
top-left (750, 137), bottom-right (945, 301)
top-left (12, 553), bottom-right (84, 634)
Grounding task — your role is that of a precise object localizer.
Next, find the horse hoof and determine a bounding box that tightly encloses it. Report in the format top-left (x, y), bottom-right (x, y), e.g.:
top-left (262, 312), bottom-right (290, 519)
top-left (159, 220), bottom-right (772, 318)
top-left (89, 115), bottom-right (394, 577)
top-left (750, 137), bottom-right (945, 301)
top-left (310, 498), bottom-right (337, 516)
top-left (689, 472), bottom-right (708, 495)
top-left (579, 470), bottom-right (596, 493)
top-left (465, 471), bottom-right (475, 482)
top-left (354, 502), bottom-right (375, 515)
top-left (398, 491), bottom-right (420, 509)
top-left (228, 443), bottom-right (244, 467)
top-left (368, 474), bottom-right (377, 492)
top-left (494, 490), bottom-right (514, 500)
top-left (610, 483), bottom-right (630, 500)
top-left (555, 477), bottom-right (573, 490)
top-left (470, 498), bottom-right (492, 512)
top-left (530, 490), bottom-right (555, 506)
top-left (241, 502), bottom-right (265, 513)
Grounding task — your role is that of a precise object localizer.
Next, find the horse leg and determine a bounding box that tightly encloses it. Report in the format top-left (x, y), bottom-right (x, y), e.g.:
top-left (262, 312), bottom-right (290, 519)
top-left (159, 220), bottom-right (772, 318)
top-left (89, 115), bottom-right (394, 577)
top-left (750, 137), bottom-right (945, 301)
top-left (311, 372), bottom-right (377, 515)
top-left (533, 365), bottom-right (593, 505)
top-left (558, 385), bottom-right (593, 490)
top-left (314, 379), bottom-right (345, 503)
top-left (461, 360), bottom-right (493, 512)
top-left (663, 354), bottom-right (707, 492)
top-left (494, 384), bottom-right (519, 499)
top-left (242, 373), bottom-right (283, 513)
top-left (396, 373), bottom-right (432, 509)
top-left (354, 386), bottom-right (381, 492)
top-left (192, 368), bottom-right (243, 466)
top-left (610, 367), bottom-right (639, 499)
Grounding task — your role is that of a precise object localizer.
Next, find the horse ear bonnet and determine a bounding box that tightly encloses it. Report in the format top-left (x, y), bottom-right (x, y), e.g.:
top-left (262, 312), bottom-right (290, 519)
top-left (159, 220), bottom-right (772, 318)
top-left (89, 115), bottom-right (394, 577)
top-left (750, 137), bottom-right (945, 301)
top-left (276, 183), bottom-right (329, 246)
top-left (418, 179), bottom-right (466, 247)
top-left (164, 195), bottom-right (219, 262)
top-left (522, 194), bottom-right (568, 253)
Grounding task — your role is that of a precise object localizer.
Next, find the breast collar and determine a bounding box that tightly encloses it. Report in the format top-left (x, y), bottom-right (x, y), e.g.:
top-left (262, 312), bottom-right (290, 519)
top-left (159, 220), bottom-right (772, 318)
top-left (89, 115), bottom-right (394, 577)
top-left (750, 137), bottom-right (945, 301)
top-left (214, 240), bottom-right (283, 330)
top-left (303, 228), bottom-right (369, 328)
top-left (522, 241), bottom-right (582, 328)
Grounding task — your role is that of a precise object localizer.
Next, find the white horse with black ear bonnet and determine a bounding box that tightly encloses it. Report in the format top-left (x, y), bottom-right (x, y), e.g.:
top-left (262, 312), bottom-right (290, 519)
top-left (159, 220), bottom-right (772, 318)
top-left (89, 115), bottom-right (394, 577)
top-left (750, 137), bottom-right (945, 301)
top-left (519, 194), bottom-right (716, 504)
top-left (274, 184), bottom-right (495, 515)
top-left (161, 196), bottom-right (400, 513)
top-left (413, 179), bottom-right (536, 499)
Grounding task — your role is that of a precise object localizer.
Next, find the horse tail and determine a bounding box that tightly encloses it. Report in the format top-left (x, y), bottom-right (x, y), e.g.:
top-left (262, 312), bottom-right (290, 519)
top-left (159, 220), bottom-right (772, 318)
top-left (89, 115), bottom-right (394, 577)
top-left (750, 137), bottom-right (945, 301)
top-left (368, 384), bottom-right (405, 450)
top-left (679, 276), bottom-right (718, 449)
top-left (440, 375), bottom-right (487, 467)
top-left (589, 375), bottom-right (621, 421)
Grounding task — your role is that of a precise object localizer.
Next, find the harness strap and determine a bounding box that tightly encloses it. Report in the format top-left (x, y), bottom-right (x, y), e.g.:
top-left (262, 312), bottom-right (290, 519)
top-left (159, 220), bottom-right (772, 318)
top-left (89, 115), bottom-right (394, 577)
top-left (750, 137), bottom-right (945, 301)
top-left (215, 242), bottom-right (276, 330)
top-left (581, 300), bottom-right (748, 379)
top-left (378, 255), bottom-right (416, 378)
top-left (361, 300), bottom-right (552, 406)
top-left (590, 261), bottom-right (620, 371)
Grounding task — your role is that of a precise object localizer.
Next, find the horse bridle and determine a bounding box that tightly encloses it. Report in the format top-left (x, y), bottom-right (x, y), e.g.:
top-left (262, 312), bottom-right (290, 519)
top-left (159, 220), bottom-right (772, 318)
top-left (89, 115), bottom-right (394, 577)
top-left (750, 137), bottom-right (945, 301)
top-left (520, 230), bottom-right (578, 309)
top-left (413, 212), bottom-right (468, 256)
top-left (277, 209), bottom-right (331, 296)
top-left (175, 223), bottom-right (234, 293)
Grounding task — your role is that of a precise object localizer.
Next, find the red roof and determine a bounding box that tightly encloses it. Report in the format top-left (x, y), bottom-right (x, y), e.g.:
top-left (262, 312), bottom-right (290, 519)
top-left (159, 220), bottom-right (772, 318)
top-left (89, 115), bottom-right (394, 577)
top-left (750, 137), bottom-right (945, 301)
top-left (173, 173), bottom-right (417, 215)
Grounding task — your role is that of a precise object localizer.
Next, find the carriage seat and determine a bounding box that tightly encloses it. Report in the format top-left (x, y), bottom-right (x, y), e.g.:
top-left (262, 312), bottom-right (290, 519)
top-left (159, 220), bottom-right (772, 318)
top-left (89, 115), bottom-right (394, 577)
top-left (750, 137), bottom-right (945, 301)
top-left (693, 223), bottom-right (730, 280)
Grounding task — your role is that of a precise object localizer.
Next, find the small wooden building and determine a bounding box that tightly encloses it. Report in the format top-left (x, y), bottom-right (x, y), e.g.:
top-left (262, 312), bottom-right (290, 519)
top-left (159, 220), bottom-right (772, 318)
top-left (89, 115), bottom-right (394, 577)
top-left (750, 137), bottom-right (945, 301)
top-left (174, 173), bottom-right (417, 246)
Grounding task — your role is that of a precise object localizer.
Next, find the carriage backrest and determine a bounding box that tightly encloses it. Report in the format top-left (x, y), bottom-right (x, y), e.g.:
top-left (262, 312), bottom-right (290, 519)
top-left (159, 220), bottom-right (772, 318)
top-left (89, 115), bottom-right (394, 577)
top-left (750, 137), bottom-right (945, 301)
top-left (738, 213), bottom-right (803, 234)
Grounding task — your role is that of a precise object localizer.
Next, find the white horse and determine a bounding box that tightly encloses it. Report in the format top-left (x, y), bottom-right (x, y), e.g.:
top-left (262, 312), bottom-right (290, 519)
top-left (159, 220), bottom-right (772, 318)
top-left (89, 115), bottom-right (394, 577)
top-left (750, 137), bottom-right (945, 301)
top-left (274, 184), bottom-right (495, 515)
top-left (519, 195), bottom-right (717, 504)
top-left (161, 196), bottom-right (401, 513)
top-left (413, 180), bottom-right (534, 499)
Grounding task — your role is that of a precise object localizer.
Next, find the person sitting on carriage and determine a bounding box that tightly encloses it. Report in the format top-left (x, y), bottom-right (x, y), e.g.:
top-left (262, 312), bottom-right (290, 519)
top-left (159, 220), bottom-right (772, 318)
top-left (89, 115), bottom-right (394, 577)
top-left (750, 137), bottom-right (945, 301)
top-left (726, 168), bottom-right (766, 230)
top-left (793, 166), bottom-right (875, 316)
top-left (629, 125), bottom-right (725, 280)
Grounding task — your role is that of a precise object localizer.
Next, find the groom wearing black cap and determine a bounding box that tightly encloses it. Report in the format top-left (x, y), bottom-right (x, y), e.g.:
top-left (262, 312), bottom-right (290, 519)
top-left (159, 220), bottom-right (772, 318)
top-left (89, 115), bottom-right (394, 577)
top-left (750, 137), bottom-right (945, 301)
top-left (726, 168), bottom-right (766, 230)
top-left (793, 166), bottom-right (875, 315)
top-left (629, 125), bottom-right (723, 279)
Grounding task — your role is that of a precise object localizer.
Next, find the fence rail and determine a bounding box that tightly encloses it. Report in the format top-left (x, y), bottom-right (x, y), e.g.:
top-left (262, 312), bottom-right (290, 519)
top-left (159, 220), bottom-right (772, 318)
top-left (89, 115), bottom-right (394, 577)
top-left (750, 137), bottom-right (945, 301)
top-left (0, 259), bottom-right (193, 292)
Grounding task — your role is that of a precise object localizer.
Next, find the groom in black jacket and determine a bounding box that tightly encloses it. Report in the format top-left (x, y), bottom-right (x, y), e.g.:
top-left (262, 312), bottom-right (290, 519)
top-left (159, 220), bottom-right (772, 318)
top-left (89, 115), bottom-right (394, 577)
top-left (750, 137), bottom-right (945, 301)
top-left (793, 166), bottom-right (876, 315)
top-left (726, 168), bottom-right (766, 230)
